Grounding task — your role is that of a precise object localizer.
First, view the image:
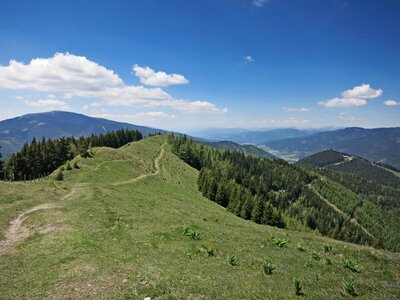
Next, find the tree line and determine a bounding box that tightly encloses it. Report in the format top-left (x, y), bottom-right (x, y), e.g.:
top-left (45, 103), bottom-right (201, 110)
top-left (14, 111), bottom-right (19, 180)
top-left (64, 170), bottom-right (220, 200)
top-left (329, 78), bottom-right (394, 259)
top-left (2, 128), bottom-right (143, 181)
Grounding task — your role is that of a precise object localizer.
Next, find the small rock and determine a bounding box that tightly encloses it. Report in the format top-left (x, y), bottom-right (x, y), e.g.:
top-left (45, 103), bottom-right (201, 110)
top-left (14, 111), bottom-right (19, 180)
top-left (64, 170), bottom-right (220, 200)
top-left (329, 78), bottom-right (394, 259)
top-left (87, 283), bottom-right (92, 288)
top-left (144, 297), bottom-right (151, 300)
top-left (122, 278), bottom-right (128, 283)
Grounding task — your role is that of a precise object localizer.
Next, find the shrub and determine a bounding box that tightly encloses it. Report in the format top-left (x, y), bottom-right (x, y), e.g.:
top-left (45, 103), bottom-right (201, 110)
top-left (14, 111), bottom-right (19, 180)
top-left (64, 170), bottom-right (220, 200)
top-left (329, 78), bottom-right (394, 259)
top-left (263, 259), bottom-right (275, 275)
top-left (323, 243), bottom-right (332, 253)
top-left (343, 259), bottom-right (359, 273)
top-left (228, 255), bottom-right (237, 266)
top-left (293, 278), bottom-right (303, 296)
top-left (271, 235), bottom-right (287, 247)
top-left (182, 225), bottom-right (201, 240)
top-left (342, 278), bottom-right (358, 296)
top-left (312, 250), bottom-right (321, 260)
top-left (296, 243), bottom-right (305, 252)
top-left (206, 247), bottom-right (215, 257)
top-left (65, 161), bottom-right (72, 171)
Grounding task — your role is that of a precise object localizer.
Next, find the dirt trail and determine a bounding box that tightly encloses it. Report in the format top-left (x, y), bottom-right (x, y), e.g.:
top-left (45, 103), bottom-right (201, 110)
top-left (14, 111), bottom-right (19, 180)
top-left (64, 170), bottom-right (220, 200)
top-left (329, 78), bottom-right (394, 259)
top-left (0, 185), bottom-right (79, 256)
top-left (113, 143), bottom-right (165, 186)
top-left (308, 184), bottom-right (375, 239)
top-left (0, 204), bottom-right (59, 255)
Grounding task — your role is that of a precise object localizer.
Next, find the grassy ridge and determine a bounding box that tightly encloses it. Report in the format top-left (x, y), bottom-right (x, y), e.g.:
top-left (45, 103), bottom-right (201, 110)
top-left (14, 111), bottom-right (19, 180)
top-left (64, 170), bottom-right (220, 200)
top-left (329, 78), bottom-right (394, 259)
top-left (0, 135), bottom-right (399, 299)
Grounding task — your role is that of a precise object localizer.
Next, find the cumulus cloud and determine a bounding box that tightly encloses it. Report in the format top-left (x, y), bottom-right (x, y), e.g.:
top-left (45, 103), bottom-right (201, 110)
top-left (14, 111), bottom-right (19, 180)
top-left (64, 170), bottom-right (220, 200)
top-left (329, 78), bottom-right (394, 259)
top-left (341, 83), bottom-right (382, 99)
top-left (0, 52), bottom-right (123, 93)
top-left (25, 99), bottom-right (69, 109)
top-left (243, 55), bottom-right (254, 62)
top-left (253, 0), bottom-right (267, 7)
top-left (319, 97), bottom-right (367, 108)
top-left (0, 53), bottom-right (225, 114)
top-left (282, 107), bottom-right (310, 113)
top-left (384, 100), bottom-right (399, 106)
top-left (318, 83), bottom-right (382, 108)
top-left (133, 64), bottom-right (189, 87)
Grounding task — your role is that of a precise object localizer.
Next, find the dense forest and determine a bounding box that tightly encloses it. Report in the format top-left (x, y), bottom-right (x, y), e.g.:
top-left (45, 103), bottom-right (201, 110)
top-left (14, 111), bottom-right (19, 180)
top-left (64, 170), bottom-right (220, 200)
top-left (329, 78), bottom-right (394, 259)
top-left (297, 149), bottom-right (400, 188)
top-left (2, 129), bottom-right (142, 181)
top-left (169, 135), bottom-right (391, 249)
top-left (327, 159), bottom-right (400, 188)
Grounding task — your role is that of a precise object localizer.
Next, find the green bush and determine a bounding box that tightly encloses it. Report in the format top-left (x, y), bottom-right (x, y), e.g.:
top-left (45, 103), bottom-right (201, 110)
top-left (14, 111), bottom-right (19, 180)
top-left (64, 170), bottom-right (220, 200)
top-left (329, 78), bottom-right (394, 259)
top-left (342, 278), bottom-right (358, 296)
top-left (263, 259), bottom-right (275, 275)
top-left (323, 243), bottom-right (332, 253)
top-left (312, 250), bottom-right (321, 260)
top-left (228, 255), bottom-right (237, 266)
top-left (293, 278), bottom-right (303, 296)
top-left (343, 259), bottom-right (359, 273)
top-left (271, 235), bottom-right (287, 247)
top-left (183, 225), bottom-right (201, 240)
top-left (206, 247), bottom-right (214, 257)
top-left (65, 161), bottom-right (72, 171)
top-left (296, 243), bottom-right (305, 252)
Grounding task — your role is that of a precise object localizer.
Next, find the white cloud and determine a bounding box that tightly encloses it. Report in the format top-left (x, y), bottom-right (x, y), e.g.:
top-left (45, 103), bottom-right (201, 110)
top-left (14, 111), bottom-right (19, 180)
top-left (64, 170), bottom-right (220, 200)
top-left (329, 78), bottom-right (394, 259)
top-left (0, 53), bottom-right (225, 114)
top-left (341, 83), bottom-right (382, 99)
top-left (253, 0), bottom-right (267, 7)
top-left (133, 64), bottom-right (189, 87)
top-left (243, 55), bottom-right (254, 62)
top-left (318, 83), bottom-right (382, 108)
top-left (384, 100), bottom-right (399, 106)
top-left (0, 52), bottom-right (123, 93)
top-left (282, 107), bottom-right (310, 113)
top-left (319, 97), bottom-right (367, 108)
top-left (25, 99), bottom-right (69, 109)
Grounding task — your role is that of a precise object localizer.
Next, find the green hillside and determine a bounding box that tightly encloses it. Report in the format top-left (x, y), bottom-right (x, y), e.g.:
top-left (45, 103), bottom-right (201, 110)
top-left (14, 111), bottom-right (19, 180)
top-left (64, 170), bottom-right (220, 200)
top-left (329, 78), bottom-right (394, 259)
top-left (1, 136), bottom-right (400, 299)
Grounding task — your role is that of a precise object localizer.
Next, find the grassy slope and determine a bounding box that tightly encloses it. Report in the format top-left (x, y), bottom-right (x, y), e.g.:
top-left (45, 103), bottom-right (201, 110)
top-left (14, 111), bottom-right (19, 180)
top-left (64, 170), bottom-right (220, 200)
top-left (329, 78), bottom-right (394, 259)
top-left (0, 136), bottom-right (399, 299)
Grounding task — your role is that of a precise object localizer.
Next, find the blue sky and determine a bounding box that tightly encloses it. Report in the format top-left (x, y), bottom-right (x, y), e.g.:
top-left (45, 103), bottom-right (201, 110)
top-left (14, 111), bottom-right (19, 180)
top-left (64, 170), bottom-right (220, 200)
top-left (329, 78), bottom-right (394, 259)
top-left (0, 0), bottom-right (399, 131)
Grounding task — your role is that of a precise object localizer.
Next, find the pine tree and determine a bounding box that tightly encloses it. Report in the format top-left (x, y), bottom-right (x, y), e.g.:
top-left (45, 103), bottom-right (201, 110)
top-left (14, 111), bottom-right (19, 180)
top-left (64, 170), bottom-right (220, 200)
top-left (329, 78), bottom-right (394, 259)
top-left (251, 195), bottom-right (264, 224)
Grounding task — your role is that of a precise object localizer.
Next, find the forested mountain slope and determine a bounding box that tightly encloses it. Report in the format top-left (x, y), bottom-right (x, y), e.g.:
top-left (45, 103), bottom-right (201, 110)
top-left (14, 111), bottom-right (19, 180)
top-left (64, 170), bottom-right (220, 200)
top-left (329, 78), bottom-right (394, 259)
top-left (297, 150), bottom-right (400, 188)
top-left (266, 127), bottom-right (400, 169)
top-left (203, 140), bottom-right (277, 160)
top-left (1, 135), bottom-right (399, 299)
top-left (170, 136), bottom-right (400, 252)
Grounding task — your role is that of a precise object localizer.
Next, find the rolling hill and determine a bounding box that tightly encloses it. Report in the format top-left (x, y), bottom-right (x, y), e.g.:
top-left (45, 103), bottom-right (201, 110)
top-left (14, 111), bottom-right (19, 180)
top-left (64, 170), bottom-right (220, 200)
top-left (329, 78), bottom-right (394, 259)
top-left (266, 127), bottom-right (400, 169)
top-left (1, 135), bottom-right (399, 299)
top-left (0, 111), bottom-right (167, 159)
top-left (203, 141), bottom-right (277, 160)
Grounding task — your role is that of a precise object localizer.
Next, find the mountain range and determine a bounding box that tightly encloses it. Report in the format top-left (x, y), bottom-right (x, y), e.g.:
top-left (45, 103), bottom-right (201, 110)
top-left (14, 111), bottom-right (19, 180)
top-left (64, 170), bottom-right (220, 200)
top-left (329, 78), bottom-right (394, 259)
top-left (0, 111), bottom-right (166, 159)
top-left (266, 127), bottom-right (400, 169)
